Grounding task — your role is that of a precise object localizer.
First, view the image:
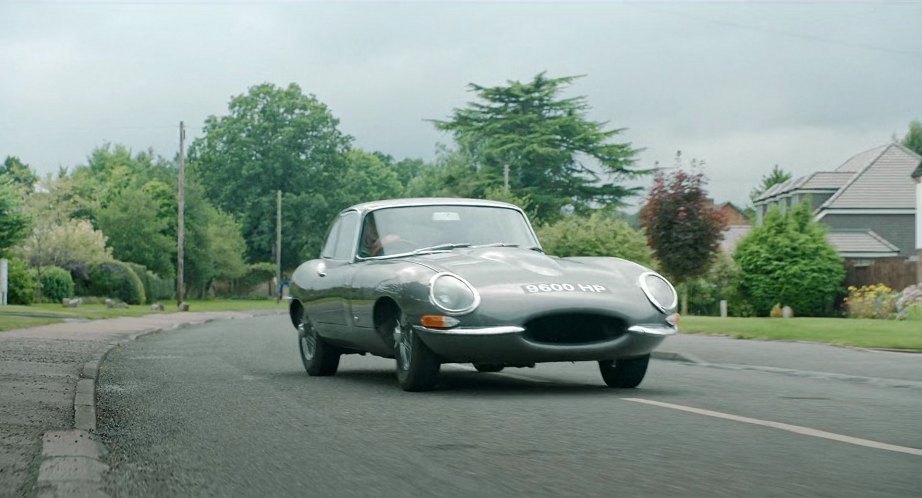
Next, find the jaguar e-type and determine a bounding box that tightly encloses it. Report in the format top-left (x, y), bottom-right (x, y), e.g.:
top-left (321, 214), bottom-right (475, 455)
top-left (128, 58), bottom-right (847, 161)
top-left (287, 198), bottom-right (678, 391)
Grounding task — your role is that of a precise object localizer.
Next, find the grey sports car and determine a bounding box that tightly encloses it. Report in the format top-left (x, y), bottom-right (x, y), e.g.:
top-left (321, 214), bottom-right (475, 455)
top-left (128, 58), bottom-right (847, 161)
top-left (288, 198), bottom-right (678, 391)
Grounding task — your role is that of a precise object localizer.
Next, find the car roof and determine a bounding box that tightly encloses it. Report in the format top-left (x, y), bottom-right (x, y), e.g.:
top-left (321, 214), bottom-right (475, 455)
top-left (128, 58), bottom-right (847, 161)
top-left (345, 197), bottom-right (521, 215)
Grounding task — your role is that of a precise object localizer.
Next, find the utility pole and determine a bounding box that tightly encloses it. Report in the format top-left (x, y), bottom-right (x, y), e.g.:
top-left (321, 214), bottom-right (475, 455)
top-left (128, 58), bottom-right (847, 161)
top-left (177, 121), bottom-right (186, 309)
top-left (276, 189), bottom-right (282, 303)
top-left (503, 164), bottom-right (510, 192)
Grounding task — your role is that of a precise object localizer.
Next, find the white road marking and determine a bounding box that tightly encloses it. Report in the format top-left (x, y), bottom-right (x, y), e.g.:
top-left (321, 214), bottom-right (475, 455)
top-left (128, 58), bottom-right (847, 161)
top-left (622, 397), bottom-right (922, 457)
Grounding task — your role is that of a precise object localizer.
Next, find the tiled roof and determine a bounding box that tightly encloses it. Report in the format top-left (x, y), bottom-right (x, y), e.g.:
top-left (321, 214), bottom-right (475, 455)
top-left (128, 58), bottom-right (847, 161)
top-left (835, 144), bottom-right (888, 172)
top-left (821, 143), bottom-right (921, 209)
top-left (754, 171), bottom-right (850, 203)
top-left (800, 171), bottom-right (853, 189)
top-left (826, 230), bottom-right (899, 256)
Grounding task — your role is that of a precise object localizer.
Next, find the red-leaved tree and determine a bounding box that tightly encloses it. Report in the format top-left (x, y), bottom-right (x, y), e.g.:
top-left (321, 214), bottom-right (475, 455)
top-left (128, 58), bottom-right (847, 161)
top-left (639, 169), bottom-right (726, 314)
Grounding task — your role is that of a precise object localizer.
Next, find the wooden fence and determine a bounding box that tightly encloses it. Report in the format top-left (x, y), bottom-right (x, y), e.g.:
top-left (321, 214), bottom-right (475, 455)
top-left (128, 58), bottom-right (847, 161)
top-left (844, 257), bottom-right (919, 290)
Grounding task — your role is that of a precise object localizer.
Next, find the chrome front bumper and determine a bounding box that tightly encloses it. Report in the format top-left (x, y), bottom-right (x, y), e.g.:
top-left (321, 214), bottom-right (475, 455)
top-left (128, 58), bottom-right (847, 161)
top-left (412, 323), bottom-right (676, 363)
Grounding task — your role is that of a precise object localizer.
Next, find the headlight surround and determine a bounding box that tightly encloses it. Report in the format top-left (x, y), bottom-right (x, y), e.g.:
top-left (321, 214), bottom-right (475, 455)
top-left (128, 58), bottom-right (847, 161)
top-left (429, 273), bottom-right (480, 315)
top-left (639, 272), bottom-right (678, 313)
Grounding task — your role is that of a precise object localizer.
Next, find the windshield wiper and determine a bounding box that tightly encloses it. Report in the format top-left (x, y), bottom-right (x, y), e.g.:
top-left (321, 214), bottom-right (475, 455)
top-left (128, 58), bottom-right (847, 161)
top-left (472, 242), bottom-right (519, 248)
top-left (528, 246), bottom-right (544, 253)
top-left (411, 243), bottom-right (472, 254)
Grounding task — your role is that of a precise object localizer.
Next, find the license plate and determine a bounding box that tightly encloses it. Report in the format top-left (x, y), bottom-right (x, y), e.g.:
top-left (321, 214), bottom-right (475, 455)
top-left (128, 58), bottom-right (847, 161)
top-left (522, 283), bottom-right (609, 293)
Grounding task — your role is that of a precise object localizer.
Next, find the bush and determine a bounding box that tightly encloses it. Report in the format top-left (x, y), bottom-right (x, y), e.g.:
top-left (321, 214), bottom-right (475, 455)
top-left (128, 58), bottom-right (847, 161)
top-left (685, 252), bottom-right (756, 316)
top-left (536, 212), bottom-right (653, 266)
top-left (845, 284), bottom-right (898, 319)
top-left (896, 283), bottom-right (922, 320)
top-left (735, 202), bottom-right (845, 316)
top-left (88, 261), bottom-right (146, 305)
top-left (38, 266), bottom-right (74, 302)
top-left (6, 257), bottom-right (36, 304)
top-left (126, 263), bottom-right (174, 304)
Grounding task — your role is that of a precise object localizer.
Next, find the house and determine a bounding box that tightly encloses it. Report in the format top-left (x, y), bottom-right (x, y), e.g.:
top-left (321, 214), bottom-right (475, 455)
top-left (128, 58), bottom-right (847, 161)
top-left (754, 143), bottom-right (921, 263)
top-left (708, 201), bottom-right (751, 253)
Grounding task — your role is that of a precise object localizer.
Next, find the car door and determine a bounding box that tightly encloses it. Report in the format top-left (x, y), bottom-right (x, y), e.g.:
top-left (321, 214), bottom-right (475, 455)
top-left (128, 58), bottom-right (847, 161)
top-left (309, 211), bottom-right (359, 344)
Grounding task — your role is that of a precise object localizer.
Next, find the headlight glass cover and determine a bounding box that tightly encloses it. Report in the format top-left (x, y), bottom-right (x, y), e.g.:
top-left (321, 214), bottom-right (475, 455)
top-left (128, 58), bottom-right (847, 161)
top-left (429, 273), bottom-right (480, 315)
top-left (639, 272), bottom-right (678, 313)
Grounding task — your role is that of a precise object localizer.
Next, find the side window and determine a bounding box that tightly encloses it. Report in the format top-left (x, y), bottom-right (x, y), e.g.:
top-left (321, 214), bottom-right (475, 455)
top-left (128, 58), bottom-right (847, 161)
top-left (321, 218), bottom-right (341, 259)
top-left (332, 212), bottom-right (359, 261)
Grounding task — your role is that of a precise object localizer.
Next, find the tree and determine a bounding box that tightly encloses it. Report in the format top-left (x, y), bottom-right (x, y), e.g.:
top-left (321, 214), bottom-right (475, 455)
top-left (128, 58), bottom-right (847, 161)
top-left (749, 164), bottom-right (792, 202)
top-left (639, 169), bottom-right (725, 314)
top-left (96, 186), bottom-right (174, 277)
top-left (537, 213), bottom-right (652, 266)
top-left (901, 119), bottom-right (922, 156)
top-left (434, 73), bottom-right (646, 222)
top-left (0, 179), bottom-right (31, 253)
top-left (734, 202), bottom-right (844, 316)
top-left (0, 156), bottom-right (39, 191)
top-left (17, 218), bottom-right (111, 269)
top-left (189, 83), bottom-right (352, 266)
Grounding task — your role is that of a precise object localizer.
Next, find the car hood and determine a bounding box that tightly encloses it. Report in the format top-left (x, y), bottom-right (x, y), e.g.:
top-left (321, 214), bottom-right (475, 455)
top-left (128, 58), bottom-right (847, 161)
top-left (405, 246), bottom-right (649, 288)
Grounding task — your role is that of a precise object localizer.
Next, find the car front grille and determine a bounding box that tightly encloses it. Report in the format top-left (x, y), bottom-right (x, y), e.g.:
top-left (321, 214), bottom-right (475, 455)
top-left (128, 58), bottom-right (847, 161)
top-left (523, 314), bottom-right (626, 345)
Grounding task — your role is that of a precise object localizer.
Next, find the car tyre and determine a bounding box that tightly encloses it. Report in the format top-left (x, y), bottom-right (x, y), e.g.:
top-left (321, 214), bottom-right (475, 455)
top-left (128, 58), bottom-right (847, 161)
top-left (394, 313), bottom-right (441, 391)
top-left (298, 316), bottom-right (340, 376)
top-left (473, 363), bottom-right (504, 373)
top-left (599, 354), bottom-right (649, 388)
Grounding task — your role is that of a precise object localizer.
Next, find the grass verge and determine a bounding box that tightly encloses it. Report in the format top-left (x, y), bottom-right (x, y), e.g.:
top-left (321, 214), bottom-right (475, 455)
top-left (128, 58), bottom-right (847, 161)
top-left (0, 299), bottom-right (285, 332)
top-left (680, 316), bottom-right (922, 350)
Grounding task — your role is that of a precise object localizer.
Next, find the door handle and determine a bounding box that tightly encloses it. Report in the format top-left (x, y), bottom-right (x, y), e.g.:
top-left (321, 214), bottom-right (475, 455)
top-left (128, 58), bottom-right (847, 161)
top-left (317, 270), bottom-right (326, 277)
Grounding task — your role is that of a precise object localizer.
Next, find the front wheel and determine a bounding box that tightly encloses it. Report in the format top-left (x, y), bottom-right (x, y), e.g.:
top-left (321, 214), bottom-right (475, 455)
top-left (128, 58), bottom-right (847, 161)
top-left (298, 316), bottom-right (340, 376)
top-left (599, 354), bottom-right (649, 388)
top-left (393, 314), bottom-right (441, 391)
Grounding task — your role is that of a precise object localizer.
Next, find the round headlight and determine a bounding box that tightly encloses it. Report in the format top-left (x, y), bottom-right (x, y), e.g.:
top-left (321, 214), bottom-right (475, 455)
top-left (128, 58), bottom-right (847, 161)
top-left (429, 273), bottom-right (480, 315)
top-left (639, 272), bottom-right (677, 313)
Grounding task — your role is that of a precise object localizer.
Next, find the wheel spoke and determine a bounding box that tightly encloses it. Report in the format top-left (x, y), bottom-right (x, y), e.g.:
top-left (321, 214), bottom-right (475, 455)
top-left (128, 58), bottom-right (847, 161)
top-left (394, 320), bottom-right (412, 371)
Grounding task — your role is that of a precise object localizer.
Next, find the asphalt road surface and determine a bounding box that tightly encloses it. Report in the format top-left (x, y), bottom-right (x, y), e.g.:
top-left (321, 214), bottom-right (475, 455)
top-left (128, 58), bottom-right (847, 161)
top-left (96, 315), bottom-right (922, 497)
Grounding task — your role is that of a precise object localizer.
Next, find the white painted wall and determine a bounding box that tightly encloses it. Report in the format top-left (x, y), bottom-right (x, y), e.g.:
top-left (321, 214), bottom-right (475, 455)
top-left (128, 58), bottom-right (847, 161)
top-left (917, 180), bottom-right (922, 250)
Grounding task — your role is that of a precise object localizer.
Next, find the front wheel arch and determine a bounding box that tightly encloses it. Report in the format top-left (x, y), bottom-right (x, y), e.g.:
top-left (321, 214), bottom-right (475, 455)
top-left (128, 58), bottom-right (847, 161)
top-left (289, 299), bottom-right (304, 330)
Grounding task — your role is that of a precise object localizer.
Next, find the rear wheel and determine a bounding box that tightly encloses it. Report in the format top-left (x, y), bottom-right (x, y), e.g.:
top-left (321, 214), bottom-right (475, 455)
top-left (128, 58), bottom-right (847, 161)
top-left (393, 313), bottom-right (441, 391)
top-left (473, 363), bottom-right (504, 373)
top-left (599, 354), bottom-right (649, 388)
top-left (298, 315), bottom-right (340, 376)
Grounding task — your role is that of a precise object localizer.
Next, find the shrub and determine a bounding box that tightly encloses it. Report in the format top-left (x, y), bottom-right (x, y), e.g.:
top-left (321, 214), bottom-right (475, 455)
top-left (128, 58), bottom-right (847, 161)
top-left (38, 266), bottom-right (74, 302)
top-left (735, 202), bottom-right (844, 316)
top-left (6, 257), bottom-right (36, 304)
top-left (536, 212), bottom-right (653, 266)
top-left (845, 284), bottom-right (898, 319)
top-left (88, 261), bottom-right (146, 305)
top-left (685, 252), bottom-right (756, 316)
top-left (896, 283), bottom-right (922, 321)
top-left (126, 263), bottom-right (174, 304)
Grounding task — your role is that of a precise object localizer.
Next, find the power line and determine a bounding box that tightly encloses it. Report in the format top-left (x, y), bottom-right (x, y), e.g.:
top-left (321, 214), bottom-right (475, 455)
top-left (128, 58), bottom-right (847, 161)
top-left (636, 4), bottom-right (922, 59)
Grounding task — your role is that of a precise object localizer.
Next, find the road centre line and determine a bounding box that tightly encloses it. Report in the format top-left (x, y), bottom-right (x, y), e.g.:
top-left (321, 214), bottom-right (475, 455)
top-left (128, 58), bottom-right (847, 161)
top-left (622, 397), bottom-right (922, 457)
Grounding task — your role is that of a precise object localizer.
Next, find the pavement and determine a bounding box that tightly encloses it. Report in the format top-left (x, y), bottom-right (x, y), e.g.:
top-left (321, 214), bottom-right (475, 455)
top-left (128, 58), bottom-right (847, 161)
top-left (0, 310), bottom-right (284, 498)
top-left (1, 312), bottom-right (920, 497)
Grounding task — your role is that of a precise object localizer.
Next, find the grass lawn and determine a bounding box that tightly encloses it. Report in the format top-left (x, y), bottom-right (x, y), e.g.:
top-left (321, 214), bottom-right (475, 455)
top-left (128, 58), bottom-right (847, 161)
top-left (0, 299), bottom-right (286, 332)
top-left (680, 316), bottom-right (922, 350)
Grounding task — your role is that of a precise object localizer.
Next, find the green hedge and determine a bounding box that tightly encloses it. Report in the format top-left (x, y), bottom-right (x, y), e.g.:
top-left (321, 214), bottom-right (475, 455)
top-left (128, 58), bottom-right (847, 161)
top-left (126, 263), bottom-right (174, 304)
top-left (89, 261), bottom-right (146, 305)
top-left (38, 266), bottom-right (75, 303)
top-left (7, 257), bottom-right (37, 305)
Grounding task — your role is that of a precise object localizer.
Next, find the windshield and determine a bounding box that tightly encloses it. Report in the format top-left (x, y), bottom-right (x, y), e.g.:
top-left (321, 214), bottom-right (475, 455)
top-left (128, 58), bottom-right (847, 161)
top-left (357, 205), bottom-right (538, 258)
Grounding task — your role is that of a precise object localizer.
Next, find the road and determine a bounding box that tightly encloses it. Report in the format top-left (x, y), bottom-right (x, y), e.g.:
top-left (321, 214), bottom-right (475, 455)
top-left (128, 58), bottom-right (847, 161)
top-left (96, 315), bottom-right (922, 497)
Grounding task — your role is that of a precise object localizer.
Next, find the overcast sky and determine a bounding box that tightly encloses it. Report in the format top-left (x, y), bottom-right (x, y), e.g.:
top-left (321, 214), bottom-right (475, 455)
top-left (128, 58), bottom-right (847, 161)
top-left (2, 0), bottom-right (920, 209)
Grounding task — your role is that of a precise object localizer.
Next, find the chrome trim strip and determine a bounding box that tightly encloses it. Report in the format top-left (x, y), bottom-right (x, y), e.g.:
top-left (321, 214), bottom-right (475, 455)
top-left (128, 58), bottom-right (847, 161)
top-left (638, 272), bottom-right (678, 313)
top-left (627, 325), bottom-right (678, 336)
top-left (428, 272), bottom-right (482, 316)
top-left (413, 325), bottom-right (525, 335)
